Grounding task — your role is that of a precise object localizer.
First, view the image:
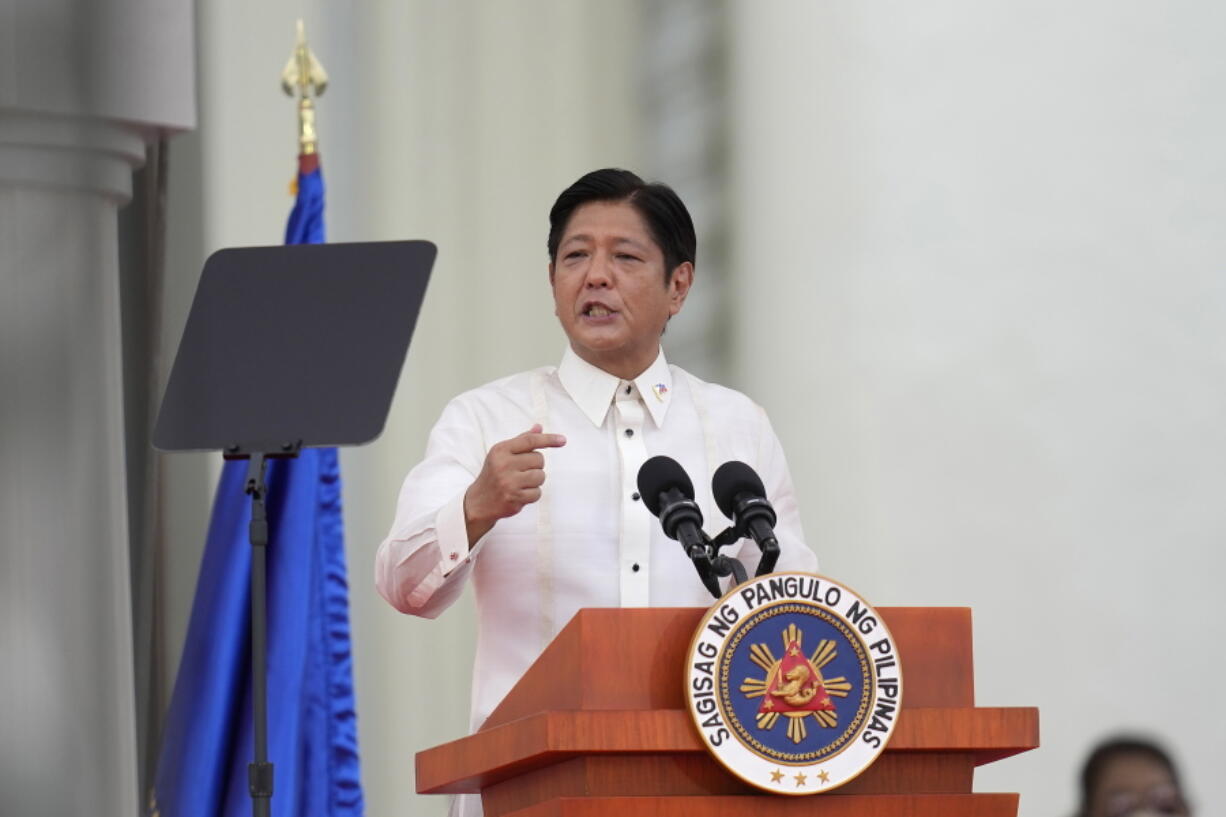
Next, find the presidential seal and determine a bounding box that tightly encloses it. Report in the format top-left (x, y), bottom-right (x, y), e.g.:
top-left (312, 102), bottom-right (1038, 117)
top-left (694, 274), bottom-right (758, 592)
top-left (685, 572), bottom-right (902, 794)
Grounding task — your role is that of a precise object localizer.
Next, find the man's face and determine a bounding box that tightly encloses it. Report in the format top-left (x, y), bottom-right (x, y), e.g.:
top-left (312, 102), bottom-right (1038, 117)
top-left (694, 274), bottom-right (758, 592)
top-left (550, 199), bottom-right (692, 379)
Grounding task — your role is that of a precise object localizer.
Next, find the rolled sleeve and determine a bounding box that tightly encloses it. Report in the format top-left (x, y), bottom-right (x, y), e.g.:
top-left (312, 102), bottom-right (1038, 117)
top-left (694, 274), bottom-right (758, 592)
top-left (373, 395), bottom-right (493, 618)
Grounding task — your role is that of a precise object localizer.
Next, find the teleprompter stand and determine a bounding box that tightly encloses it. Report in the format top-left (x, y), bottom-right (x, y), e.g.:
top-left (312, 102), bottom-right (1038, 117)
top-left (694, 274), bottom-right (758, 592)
top-left (154, 241), bottom-right (436, 817)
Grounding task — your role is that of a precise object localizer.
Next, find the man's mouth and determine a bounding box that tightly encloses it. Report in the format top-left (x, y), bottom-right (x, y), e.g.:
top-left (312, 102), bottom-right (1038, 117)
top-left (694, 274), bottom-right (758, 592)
top-left (583, 303), bottom-right (616, 318)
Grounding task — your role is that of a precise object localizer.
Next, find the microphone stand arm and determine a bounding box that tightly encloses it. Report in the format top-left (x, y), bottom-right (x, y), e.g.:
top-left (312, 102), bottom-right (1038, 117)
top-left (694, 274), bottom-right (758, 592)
top-left (709, 527), bottom-right (748, 589)
top-left (754, 534), bottom-right (780, 576)
top-left (710, 551), bottom-right (748, 586)
top-left (682, 533), bottom-right (722, 598)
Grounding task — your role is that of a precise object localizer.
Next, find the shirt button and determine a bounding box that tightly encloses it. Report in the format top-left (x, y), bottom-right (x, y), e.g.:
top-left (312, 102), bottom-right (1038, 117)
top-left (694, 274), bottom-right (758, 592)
top-left (631, 491), bottom-right (640, 501)
top-left (624, 428), bottom-right (634, 437)
top-left (624, 385), bottom-right (632, 395)
top-left (632, 563), bottom-right (641, 572)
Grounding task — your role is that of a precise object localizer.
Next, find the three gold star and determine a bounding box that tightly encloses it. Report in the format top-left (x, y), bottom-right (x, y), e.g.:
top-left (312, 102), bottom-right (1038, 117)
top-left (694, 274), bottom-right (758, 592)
top-left (770, 769), bottom-right (829, 787)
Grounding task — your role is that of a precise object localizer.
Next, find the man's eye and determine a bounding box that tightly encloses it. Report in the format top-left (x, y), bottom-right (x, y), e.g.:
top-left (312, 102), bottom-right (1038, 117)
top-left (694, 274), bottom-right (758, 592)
top-left (616, 253), bottom-right (642, 262)
top-left (565, 251), bottom-right (587, 260)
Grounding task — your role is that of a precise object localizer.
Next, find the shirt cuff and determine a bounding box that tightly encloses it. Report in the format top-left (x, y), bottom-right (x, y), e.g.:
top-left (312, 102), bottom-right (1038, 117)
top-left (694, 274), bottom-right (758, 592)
top-left (436, 490), bottom-right (492, 576)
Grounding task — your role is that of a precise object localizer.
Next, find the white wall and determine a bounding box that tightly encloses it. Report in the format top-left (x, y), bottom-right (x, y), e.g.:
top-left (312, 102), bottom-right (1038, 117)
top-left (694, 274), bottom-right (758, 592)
top-left (729, 3), bottom-right (1226, 815)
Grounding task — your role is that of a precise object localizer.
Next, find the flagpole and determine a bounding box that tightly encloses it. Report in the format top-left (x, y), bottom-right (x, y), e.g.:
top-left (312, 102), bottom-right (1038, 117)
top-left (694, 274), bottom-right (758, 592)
top-left (282, 18), bottom-right (328, 159)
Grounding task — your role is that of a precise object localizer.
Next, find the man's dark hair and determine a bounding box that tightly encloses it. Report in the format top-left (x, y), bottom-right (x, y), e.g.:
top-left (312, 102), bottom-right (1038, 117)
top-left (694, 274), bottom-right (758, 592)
top-left (547, 168), bottom-right (697, 280)
top-left (1075, 736), bottom-right (1188, 817)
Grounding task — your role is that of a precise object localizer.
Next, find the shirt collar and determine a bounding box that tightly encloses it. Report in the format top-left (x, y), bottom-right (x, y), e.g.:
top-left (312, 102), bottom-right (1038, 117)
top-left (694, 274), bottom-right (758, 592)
top-left (557, 347), bottom-right (674, 428)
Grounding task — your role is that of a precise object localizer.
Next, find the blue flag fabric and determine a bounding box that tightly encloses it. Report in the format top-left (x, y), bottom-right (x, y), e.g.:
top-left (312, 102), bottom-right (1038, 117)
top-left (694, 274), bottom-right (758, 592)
top-left (286, 162), bottom-right (326, 245)
top-left (152, 163), bottom-right (364, 817)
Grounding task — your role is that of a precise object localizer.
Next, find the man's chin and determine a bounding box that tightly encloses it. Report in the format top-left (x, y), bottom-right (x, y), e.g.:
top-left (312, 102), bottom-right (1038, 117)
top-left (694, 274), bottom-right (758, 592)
top-left (568, 327), bottom-right (624, 351)
top-left (575, 313), bottom-right (622, 331)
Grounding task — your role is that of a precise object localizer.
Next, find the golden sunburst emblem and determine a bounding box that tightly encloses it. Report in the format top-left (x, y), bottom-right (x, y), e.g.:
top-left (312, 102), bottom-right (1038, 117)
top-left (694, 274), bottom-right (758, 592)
top-left (738, 622), bottom-right (853, 744)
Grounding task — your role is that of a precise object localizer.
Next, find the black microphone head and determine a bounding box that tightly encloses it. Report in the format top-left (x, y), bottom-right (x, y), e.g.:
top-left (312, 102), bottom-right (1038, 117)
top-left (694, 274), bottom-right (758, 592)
top-left (712, 460), bottom-right (766, 519)
top-left (637, 455), bottom-right (695, 517)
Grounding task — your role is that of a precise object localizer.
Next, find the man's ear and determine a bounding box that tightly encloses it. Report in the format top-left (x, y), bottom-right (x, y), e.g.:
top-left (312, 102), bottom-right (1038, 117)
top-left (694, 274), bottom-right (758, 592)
top-left (549, 262), bottom-right (559, 317)
top-left (668, 262), bottom-right (694, 316)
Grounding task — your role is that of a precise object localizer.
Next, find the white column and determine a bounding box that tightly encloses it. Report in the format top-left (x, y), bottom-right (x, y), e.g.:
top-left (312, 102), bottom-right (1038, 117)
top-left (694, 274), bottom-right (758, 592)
top-left (0, 108), bottom-right (145, 817)
top-left (0, 2), bottom-right (192, 814)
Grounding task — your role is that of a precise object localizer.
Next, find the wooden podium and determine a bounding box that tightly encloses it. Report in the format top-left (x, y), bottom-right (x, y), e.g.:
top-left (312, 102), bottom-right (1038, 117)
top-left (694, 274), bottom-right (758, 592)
top-left (417, 607), bottom-right (1038, 816)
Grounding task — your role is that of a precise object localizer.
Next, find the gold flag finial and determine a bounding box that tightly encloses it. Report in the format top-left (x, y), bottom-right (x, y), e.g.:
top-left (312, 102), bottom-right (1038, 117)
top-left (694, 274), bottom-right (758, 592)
top-left (281, 19), bottom-right (328, 155)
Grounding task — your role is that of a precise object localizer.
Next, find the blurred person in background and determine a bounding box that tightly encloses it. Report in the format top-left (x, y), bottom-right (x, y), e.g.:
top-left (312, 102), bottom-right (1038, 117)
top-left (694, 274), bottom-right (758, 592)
top-left (1075, 736), bottom-right (1191, 817)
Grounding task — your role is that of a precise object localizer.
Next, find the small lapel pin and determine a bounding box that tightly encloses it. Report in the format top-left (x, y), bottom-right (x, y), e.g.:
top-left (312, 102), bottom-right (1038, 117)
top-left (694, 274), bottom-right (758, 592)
top-left (652, 383), bottom-right (669, 401)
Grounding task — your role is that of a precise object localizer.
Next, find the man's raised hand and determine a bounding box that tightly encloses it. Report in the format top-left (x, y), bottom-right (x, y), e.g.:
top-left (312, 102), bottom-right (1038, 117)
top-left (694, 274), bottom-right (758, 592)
top-left (463, 424), bottom-right (566, 546)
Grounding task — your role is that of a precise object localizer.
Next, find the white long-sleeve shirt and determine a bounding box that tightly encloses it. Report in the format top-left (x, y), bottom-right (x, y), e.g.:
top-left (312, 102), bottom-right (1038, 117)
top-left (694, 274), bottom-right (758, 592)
top-left (375, 347), bottom-right (817, 809)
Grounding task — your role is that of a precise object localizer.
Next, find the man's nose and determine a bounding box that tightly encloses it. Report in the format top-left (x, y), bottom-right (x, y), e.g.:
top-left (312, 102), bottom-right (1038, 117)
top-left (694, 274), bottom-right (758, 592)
top-left (585, 253), bottom-right (613, 287)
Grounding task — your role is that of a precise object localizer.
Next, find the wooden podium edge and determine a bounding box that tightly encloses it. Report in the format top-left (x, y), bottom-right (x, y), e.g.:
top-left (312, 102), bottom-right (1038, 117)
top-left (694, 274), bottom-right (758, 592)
top-left (499, 793), bottom-right (1022, 817)
top-left (416, 707), bottom-right (1039, 794)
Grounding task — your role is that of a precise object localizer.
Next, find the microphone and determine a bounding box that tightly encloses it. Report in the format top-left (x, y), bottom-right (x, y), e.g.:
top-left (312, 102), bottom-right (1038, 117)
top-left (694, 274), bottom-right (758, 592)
top-left (712, 461), bottom-right (780, 576)
top-left (637, 455), bottom-right (721, 597)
